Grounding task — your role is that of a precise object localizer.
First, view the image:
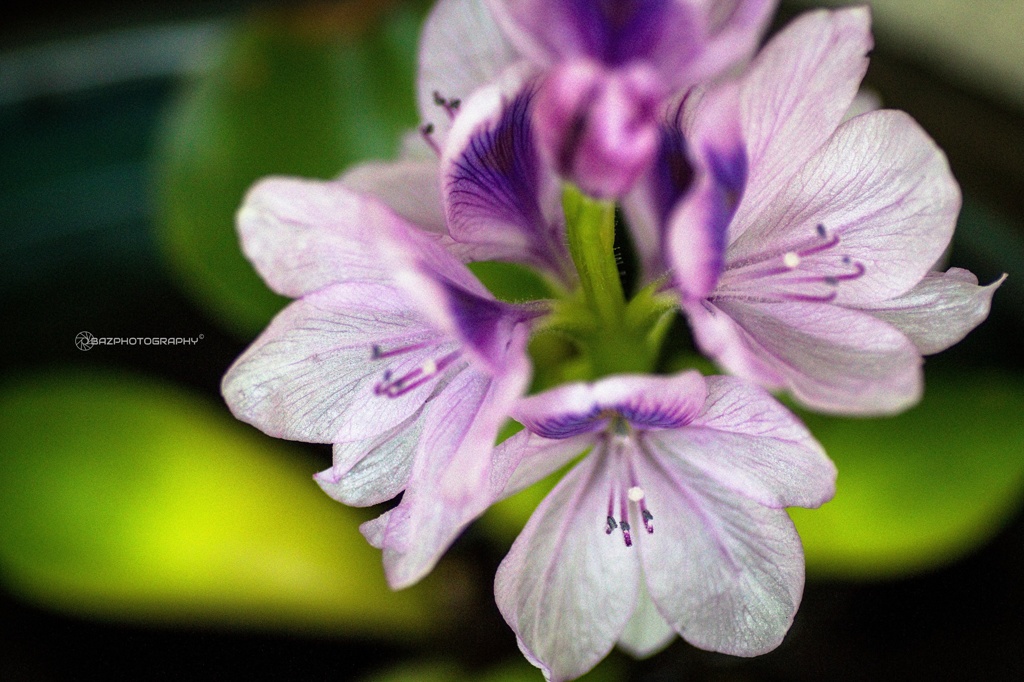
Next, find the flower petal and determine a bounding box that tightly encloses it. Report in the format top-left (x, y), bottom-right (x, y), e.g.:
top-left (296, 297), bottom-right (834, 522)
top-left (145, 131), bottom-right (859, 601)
top-left (634, 452), bottom-right (804, 656)
top-left (222, 283), bottom-right (451, 443)
top-left (314, 415), bottom-right (423, 507)
top-left (667, 169), bottom-right (736, 301)
top-left (705, 298), bottom-right (923, 414)
top-left (237, 176), bottom-right (424, 298)
top-left (495, 451), bottom-right (641, 682)
top-left (680, 0), bottom-right (777, 86)
top-left (621, 98), bottom-right (697, 282)
top-left (491, 430), bottom-right (595, 500)
top-left (852, 268), bottom-right (1005, 355)
top-left (339, 156), bottom-right (446, 235)
top-left (617, 581), bottom-right (677, 659)
top-left (488, 0), bottom-right (700, 77)
top-left (418, 0), bottom-right (520, 143)
top-left (533, 59), bottom-right (665, 199)
top-left (441, 70), bottom-right (571, 279)
top-left (732, 7), bottom-right (872, 240)
top-left (732, 110), bottom-right (962, 304)
top-left (381, 226), bottom-right (542, 374)
top-left (513, 372), bottom-right (708, 438)
top-left (644, 376), bottom-right (835, 509)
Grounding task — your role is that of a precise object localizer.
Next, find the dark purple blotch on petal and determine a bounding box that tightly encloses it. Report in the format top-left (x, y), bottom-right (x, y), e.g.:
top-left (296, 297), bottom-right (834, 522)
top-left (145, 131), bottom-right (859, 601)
top-left (706, 143), bottom-right (747, 204)
top-left (441, 280), bottom-right (521, 364)
top-left (563, 0), bottom-right (675, 66)
top-left (447, 87), bottom-right (567, 272)
top-left (615, 400), bottom-right (697, 430)
top-left (702, 143), bottom-right (748, 283)
top-left (529, 406), bottom-right (607, 439)
top-left (650, 112), bottom-right (696, 224)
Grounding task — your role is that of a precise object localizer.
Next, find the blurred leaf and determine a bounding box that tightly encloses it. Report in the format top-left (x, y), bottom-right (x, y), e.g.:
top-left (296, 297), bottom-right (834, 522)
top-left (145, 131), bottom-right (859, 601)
top-left (154, 1), bottom-right (426, 336)
top-left (792, 372), bottom-right (1024, 579)
top-left (0, 370), bottom-right (431, 633)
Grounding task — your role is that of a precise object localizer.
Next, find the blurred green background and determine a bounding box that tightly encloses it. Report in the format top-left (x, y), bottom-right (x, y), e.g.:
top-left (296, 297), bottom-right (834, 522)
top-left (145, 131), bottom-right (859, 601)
top-left (1, 1), bottom-right (1023, 680)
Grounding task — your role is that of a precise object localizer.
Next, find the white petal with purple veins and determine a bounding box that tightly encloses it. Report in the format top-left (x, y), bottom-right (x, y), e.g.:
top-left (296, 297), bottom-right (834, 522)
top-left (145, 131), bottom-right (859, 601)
top-left (730, 110), bottom-right (961, 305)
top-left (711, 298), bottom-right (923, 414)
top-left (646, 376), bottom-right (835, 509)
top-left (496, 450), bottom-right (641, 682)
top-left (418, 0), bottom-right (521, 143)
top-left (732, 7), bottom-right (872, 241)
top-left (222, 283), bottom-right (452, 443)
top-left (853, 268), bottom-right (1005, 355)
top-left (634, 452), bottom-right (804, 657)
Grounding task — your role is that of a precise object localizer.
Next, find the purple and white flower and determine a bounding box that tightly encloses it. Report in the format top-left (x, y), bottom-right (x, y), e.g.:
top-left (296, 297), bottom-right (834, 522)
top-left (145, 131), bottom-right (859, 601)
top-left (410, 0), bottom-right (776, 199)
top-left (222, 177), bottom-right (540, 588)
top-left (487, 0), bottom-right (778, 198)
top-left (649, 8), bottom-right (1002, 414)
top-left (492, 371), bottom-right (835, 680)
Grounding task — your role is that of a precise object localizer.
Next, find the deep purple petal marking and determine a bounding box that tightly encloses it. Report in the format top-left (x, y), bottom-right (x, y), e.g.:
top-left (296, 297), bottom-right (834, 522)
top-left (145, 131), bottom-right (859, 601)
top-left (554, 0), bottom-right (676, 66)
top-left (446, 86), bottom-right (568, 272)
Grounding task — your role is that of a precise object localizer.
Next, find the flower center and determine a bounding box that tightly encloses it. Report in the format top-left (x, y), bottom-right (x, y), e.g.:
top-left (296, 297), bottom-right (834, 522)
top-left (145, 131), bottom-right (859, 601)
top-left (714, 223), bottom-right (866, 303)
top-left (370, 340), bottom-right (463, 398)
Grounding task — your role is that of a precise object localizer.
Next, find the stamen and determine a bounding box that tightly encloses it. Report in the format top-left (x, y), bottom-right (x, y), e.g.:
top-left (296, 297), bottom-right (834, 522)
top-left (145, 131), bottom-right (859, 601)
top-left (371, 341), bottom-right (431, 360)
top-left (619, 487), bottom-right (632, 547)
top-left (601, 428), bottom-right (655, 547)
top-left (432, 90), bottom-right (461, 119)
top-left (641, 508), bottom-right (654, 534)
top-left (419, 123), bottom-right (440, 156)
top-left (620, 520), bottom-right (633, 548)
top-left (714, 221), bottom-right (868, 304)
top-left (373, 350), bottom-right (461, 398)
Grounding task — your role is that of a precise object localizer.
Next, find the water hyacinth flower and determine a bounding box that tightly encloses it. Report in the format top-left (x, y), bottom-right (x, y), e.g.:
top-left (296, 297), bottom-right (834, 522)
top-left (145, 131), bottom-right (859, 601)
top-left (412, 0), bottom-right (776, 200)
top-left (487, 0), bottom-right (778, 198)
top-left (221, 177), bottom-right (541, 588)
top-left (492, 372), bottom-right (836, 680)
top-left (655, 7), bottom-right (1003, 414)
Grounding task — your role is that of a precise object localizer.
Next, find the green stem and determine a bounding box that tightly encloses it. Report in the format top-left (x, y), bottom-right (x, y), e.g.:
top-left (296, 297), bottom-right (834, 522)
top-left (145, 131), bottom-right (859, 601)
top-left (563, 185), bottom-right (626, 326)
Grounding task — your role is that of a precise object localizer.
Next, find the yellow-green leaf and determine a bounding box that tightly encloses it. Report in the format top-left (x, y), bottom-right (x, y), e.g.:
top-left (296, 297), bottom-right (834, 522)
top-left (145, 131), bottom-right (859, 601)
top-left (0, 370), bottom-right (430, 634)
top-left (792, 372), bottom-right (1024, 578)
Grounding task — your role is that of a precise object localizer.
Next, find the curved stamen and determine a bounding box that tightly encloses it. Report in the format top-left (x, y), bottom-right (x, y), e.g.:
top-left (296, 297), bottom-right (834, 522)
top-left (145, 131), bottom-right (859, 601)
top-left (601, 436), bottom-right (655, 547)
top-left (727, 224), bottom-right (838, 271)
top-left (715, 223), bottom-right (868, 304)
top-left (371, 340), bottom-right (432, 360)
top-left (373, 349), bottom-right (462, 398)
top-left (419, 123), bottom-right (441, 157)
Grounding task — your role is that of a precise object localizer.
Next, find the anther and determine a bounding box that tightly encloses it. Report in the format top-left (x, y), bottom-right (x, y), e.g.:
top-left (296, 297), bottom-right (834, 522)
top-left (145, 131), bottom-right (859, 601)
top-left (816, 223), bottom-right (827, 238)
top-left (432, 90), bottom-right (461, 119)
top-left (641, 509), bottom-right (654, 534)
top-left (605, 516), bottom-right (618, 534)
top-left (419, 123), bottom-right (441, 156)
top-left (620, 520), bottom-right (632, 547)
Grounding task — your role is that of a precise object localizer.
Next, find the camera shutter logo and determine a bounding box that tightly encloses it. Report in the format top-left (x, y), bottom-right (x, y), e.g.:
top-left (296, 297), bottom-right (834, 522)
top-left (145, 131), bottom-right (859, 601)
top-left (76, 331), bottom-right (96, 351)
